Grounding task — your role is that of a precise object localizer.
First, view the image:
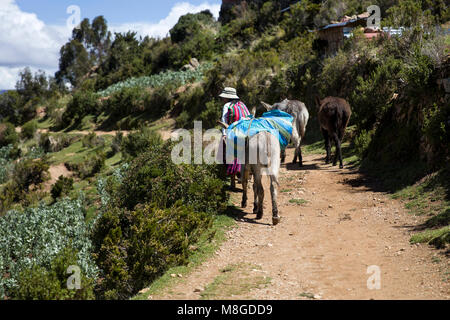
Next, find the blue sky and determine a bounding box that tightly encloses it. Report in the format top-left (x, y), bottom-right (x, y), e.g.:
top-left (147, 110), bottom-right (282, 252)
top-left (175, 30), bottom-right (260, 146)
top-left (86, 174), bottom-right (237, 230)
top-left (16, 0), bottom-right (220, 25)
top-left (0, 0), bottom-right (221, 89)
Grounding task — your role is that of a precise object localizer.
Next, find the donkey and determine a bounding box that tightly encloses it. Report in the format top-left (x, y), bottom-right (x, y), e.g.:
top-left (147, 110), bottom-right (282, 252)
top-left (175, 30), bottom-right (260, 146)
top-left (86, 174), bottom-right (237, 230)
top-left (315, 97), bottom-right (352, 169)
top-left (218, 121), bottom-right (282, 225)
top-left (261, 99), bottom-right (309, 166)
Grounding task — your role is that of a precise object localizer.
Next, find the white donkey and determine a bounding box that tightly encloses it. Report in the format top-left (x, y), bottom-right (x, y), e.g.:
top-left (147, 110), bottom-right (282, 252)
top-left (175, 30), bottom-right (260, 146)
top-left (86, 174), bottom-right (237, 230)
top-left (218, 120), bottom-right (282, 226)
top-left (262, 99), bottom-right (309, 166)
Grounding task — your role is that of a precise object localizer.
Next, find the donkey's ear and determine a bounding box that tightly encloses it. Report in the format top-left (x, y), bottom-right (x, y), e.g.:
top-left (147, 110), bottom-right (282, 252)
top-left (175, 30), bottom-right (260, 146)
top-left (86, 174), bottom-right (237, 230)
top-left (314, 96), bottom-right (322, 108)
top-left (216, 120), bottom-right (229, 129)
top-left (251, 107), bottom-right (257, 117)
top-left (261, 101), bottom-right (272, 111)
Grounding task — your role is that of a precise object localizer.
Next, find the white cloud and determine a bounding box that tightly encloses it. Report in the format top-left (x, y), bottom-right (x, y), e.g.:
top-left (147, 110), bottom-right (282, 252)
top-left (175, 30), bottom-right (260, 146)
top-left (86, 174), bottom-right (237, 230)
top-left (0, 0), bottom-right (70, 69)
top-left (0, 66), bottom-right (57, 90)
top-left (0, 0), bottom-right (220, 89)
top-left (0, 0), bottom-right (70, 88)
top-left (0, 66), bottom-right (22, 89)
top-left (111, 2), bottom-right (221, 38)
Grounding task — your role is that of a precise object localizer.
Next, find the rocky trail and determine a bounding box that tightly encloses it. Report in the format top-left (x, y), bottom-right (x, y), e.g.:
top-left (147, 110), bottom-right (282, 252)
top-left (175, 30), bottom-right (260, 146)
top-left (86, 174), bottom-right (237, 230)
top-left (36, 128), bottom-right (132, 137)
top-left (149, 148), bottom-right (449, 300)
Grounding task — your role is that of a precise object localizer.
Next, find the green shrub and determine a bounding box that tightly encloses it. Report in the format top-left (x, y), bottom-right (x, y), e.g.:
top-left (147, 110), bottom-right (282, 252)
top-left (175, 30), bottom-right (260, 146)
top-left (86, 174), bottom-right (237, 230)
top-left (96, 163), bottom-right (130, 207)
top-left (92, 139), bottom-right (227, 299)
top-left (0, 91), bottom-right (21, 124)
top-left (62, 91), bottom-right (100, 127)
top-left (422, 102), bottom-right (449, 159)
top-left (0, 145), bottom-right (16, 184)
top-left (46, 96), bottom-right (69, 129)
top-left (143, 86), bottom-right (173, 119)
top-left (110, 131), bottom-right (123, 155)
top-left (0, 157), bottom-right (49, 212)
top-left (81, 132), bottom-right (105, 149)
top-left (21, 120), bottom-right (38, 140)
top-left (175, 110), bottom-right (190, 128)
top-left (65, 153), bottom-right (105, 179)
top-left (39, 133), bottom-right (77, 153)
top-left (25, 145), bottom-right (45, 160)
top-left (113, 141), bottom-right (227, 214)
top-left (173, 85), bottom-right (205, 128)
top-left (0, 143), bottom-right (20, 161)
top-left (0, 198), bottom-right (98, 299)
top-left (121, 126), bottom-right (162, 160)
top-left (104, 87), bottom-right (144, 118)
top-left (11, 157), bottom-right (50, 193)
top-left (198, 99), bottom-right (223, 129)
top-left (217, 2), bottom-right (258, 46)
top-left (92, 203), bottom-right (211, 299)
top-left (11, 246), bottom-right (95, 300)
top-left (350, 57), bottom-right (402, 130)
top-left (354, 130), bottom-right (375, 158)
top-left (400, 48), bottom-right (435, 93)
top-left (51, 176), bottom-right (74, 199)
top-left (0, 122), bottom-right (19, 148)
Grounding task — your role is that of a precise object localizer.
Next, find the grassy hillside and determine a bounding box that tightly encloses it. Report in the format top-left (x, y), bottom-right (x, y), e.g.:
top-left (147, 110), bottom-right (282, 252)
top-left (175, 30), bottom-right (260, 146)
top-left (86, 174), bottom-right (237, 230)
top-left (0, 0), bottom-right (448, 300)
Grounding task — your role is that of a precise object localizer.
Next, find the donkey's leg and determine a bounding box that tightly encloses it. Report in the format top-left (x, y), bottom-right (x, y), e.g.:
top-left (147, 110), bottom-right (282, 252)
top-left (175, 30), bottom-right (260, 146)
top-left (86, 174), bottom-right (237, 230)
top-left (281, 149), bottom-right (286, 164)
top-left (251, 166), bottom-right (259, 214)
top-left (291, 125), bottom-right (300, 164)
top-left (270, 175), bottom-right (280, 225)
top-left (231, 174), bottom-right (236, 189)
top-left (253, 170), bottom-right (264, 220)
top-left (332, 133), bottom-right (343, 168)
top-left (293, 148), bottom-right (298, 164)
top-left (298, 145), bottom-right (303, 167)
top-left (294, 135), bottom-right (303, 167)
top-left (322, 128), bottom-right (331, 164)
top-left (253, 178), bottom-right (259, 215)
top-left (257, 180), bottom-right (265, 220)
top-left (241, 166), bottom-right (249, 208)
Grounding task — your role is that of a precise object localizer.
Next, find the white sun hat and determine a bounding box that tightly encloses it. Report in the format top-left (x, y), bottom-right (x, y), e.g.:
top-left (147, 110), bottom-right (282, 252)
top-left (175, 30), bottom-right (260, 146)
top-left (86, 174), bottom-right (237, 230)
top-left (219, 87), bottom-right (240, 100)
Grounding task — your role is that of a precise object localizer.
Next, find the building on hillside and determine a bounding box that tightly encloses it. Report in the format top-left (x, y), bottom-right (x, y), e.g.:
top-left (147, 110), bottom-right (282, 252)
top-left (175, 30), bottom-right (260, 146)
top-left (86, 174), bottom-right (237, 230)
top-left (317, 12), bottom-right (371, 54)
top-left (317, 12), bottom-right (409, 55)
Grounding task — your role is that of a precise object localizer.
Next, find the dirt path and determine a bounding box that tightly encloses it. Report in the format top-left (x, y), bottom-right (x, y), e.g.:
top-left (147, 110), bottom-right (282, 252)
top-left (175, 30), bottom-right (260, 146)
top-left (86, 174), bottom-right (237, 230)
top-left (149, 149), bottom-right (449, 300)
top-left (42, 164), bottom-right (73, 192)
top-left (37, 129), bottom-right (131, 137)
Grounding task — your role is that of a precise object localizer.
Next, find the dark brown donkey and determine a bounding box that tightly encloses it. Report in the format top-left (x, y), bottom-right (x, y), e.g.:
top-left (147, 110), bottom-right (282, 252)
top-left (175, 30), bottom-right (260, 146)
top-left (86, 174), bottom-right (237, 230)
top-left (316, 97), bottom-right (352, 169)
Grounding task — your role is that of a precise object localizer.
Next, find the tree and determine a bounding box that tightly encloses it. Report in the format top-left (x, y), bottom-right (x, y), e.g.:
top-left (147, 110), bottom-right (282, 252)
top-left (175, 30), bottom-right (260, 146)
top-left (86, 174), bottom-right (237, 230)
top-left (169, 10), bottom-right (215, 44)
top-left (0, 91), bottom-right (20, 122)
top-left (90, 16), bottom-right (112, 64)
top-left (56, 16), bottom-right (111, 88)
top-left (56, 39), bottom-right (91, 88)
top-left (5, 68), bottom-right (50, 124)
top-left (168, 10), bottom-right (218, 67)
top-left (96, 32), bottom-right (146, 89)
top-left (15, 68), bottom-right (48, 103)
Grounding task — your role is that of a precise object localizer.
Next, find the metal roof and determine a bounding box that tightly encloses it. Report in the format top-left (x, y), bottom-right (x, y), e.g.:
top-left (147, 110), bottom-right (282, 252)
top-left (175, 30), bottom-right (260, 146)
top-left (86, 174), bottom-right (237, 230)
top-left (319, 17), bottom-right (367, 31)
top-left (280, 1), bottom-right (301, 13)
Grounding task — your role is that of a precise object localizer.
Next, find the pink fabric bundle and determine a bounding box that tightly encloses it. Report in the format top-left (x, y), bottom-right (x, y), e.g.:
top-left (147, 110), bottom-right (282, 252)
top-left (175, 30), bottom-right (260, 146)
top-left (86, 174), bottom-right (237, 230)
top-left (226, 159), bottom-right (241, 175)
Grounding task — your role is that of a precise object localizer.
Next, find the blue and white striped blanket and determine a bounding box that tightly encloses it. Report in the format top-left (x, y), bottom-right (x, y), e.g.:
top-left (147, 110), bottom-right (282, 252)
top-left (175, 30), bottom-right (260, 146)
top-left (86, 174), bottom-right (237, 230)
top-left (225, 110), bottom-right (294, 163)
